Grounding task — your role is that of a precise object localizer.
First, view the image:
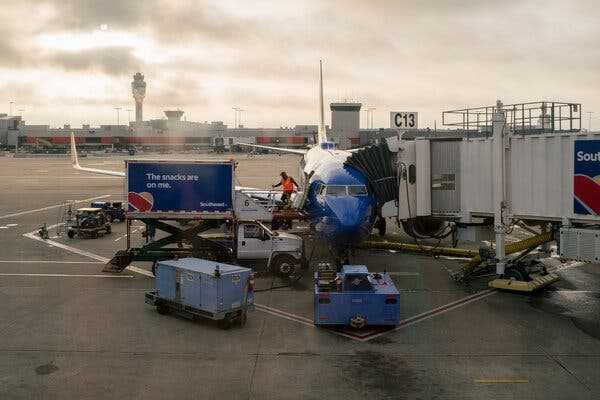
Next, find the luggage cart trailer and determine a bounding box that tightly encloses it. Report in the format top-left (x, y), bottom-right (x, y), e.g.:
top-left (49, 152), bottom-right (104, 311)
top-left (145, 257), bottom-right (255, 328)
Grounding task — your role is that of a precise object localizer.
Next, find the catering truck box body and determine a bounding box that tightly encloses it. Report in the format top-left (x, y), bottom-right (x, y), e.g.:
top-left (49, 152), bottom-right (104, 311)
top-left (145, 258), bottom-right (254, 325)
top-left (126, 160), bottom-right (234, 219)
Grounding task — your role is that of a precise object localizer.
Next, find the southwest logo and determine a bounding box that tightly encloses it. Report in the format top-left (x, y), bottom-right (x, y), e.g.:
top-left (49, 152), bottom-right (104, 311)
top-left (574, 140), bottom-right (600, 216)
top-left (576, 151), bottom-right (600, 162)
top-left (128, 192), bottom-right (154, 212)
top-left (574, 175), bottom-right (600, 215)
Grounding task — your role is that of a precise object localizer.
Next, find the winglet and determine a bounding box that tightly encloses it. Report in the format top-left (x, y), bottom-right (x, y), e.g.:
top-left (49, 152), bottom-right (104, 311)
top-left (70, 132), bottom-right (79, 168)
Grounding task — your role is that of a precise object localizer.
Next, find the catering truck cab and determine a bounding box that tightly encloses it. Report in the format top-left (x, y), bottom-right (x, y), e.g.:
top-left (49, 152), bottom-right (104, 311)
top-left (235, 220), bottom-right (304, 276)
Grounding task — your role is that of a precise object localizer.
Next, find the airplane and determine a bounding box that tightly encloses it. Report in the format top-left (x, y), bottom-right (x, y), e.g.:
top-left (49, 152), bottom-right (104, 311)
top-left (235, 60), bottom-right (379, 248)
top-left (69, 61), bottom-right (380, 253)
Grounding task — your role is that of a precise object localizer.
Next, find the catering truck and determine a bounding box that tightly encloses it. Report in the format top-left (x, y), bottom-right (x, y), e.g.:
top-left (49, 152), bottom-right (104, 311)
top-left (106, 159), bottom-right (306, 277)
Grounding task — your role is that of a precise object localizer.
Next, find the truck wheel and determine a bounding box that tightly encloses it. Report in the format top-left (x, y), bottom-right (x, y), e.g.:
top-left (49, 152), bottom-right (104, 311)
top-left (272, 254), bottom-right (297, 277)
top-left (219, 314), bottom-right (233, 330)
top-left (239, 310), bottom-right (248, 327)
top-left (349, 315), bottom-right (367, 329)
top-left (156, 302), bottom-right (169, 315)
top-left (67, 230), bottom-right (75, 239)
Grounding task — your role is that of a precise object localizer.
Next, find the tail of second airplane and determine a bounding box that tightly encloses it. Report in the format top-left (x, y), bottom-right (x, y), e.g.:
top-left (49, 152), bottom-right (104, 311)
top-left (69, 133), bottom-right (125, 177)
top-left (70, 133), bottom-right (79, 167)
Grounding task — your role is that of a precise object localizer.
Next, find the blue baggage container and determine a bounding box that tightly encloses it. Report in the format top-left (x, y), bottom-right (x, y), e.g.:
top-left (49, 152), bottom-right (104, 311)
top-left (146, 258), bottom-right (254, 327)
top-left (314, 265), bottom-right (400, 328)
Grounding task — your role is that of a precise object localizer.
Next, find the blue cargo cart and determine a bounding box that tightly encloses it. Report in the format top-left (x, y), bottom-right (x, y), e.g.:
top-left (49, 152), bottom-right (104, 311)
top-left (314, 265), bottom-right (400, 328)
top-left (145, 258), bottom-right (254, 329)
top-left (90, 201), bottom-right (125, 223)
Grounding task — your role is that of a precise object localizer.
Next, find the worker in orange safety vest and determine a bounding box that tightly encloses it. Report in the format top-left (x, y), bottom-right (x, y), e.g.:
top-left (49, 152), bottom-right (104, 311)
top-left (272, 171), bottom-right (298, 206)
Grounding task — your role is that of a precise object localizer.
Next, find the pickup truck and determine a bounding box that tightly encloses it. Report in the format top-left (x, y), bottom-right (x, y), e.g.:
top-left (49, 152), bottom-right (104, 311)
top-left (232, 220), bottom-right (305, 276)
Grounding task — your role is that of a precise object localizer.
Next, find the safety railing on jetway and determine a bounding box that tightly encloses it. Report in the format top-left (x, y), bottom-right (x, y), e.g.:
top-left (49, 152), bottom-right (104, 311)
top-left (442, 101), bottom-right (581, 135)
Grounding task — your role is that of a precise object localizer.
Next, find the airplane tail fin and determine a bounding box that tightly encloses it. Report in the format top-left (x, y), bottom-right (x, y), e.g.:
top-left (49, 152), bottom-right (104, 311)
top-left (70, 133), bottom-right (79, 167)
top-left (317, 60), bottom-right (327, 144)
top-left (68, 132), bottom-right (125, 177)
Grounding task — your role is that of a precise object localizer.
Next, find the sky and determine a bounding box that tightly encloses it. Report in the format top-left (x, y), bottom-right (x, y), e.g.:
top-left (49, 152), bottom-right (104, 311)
top-left (0, 0), bottom-right (599, 129)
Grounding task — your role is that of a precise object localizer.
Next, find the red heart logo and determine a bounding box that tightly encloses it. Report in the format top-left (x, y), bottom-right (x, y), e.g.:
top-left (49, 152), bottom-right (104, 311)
top-left (128, 192), bottom-right (154, 212)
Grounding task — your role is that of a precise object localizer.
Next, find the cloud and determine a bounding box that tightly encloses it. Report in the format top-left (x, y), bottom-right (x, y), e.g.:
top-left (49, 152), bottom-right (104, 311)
top-left (1, 0), bottom-right (600, 129)
top-left (45, 47), bottom-right (143, 76)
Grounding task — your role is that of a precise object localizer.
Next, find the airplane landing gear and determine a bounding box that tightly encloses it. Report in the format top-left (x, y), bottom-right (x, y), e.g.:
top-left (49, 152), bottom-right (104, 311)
top-left (375, 217), bottom-right (387, 237)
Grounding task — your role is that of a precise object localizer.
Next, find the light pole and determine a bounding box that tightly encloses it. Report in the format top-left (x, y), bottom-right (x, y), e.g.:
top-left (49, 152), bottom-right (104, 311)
top-left (365, 107), bottom-right (376, 129)
top-left (114, 107), bottom-right (122, 151)
top-left (232, 107), bottom-right (240, 128)
top-left (587, 111), bottom-right (594, 132)
top-left (114, 107), bottom-right (122, 126)
top-left (363, 107), bottom-right (370, 129)
top-left (238, 108), bottom-right (245, 127)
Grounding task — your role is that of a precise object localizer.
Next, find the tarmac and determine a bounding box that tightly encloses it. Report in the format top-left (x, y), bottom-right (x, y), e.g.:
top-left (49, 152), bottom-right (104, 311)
top-left (0, 153), bottom-right (599, 399)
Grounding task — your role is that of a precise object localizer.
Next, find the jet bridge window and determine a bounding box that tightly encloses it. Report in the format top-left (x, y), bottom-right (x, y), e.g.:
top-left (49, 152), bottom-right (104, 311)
top-left (347, 185), bottom-right (368, 196)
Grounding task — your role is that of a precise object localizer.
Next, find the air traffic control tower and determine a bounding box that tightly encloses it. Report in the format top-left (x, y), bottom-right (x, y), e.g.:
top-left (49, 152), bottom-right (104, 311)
top-left (330, 102), bottom-right (361, 148)
top-left (131, 73), bottom-right (146, 124)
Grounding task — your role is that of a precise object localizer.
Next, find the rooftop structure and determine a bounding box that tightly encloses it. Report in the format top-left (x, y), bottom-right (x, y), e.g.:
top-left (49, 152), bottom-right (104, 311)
top-left (330, 102), bottom-right (362, 148)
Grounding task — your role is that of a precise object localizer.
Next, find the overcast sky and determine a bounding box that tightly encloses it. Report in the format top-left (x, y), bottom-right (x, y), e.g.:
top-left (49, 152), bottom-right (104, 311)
top-left (1, 0), bottom-right (598, 129)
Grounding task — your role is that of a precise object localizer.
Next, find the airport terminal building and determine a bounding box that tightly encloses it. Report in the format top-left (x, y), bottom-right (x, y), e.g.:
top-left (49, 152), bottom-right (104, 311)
top-left (1, 73), bottom-right (406, 151)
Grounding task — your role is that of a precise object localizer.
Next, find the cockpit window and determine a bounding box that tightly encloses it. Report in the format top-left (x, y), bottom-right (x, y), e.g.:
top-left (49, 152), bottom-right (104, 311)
top-left (325, 185), bottom-right (347, 196)
top-left (347, 185), bottom-right (368, 196)
top-left (315, 183), bottom-right (325, 195)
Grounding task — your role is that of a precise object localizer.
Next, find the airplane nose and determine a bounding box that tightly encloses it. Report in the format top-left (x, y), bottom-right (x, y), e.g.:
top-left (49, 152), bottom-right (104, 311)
top-left (325, 196), bottom-right (374, 244)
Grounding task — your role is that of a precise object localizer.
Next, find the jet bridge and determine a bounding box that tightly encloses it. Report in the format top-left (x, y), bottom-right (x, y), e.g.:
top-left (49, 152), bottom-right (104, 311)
top-left (381, 100), bottom-right (600, 290)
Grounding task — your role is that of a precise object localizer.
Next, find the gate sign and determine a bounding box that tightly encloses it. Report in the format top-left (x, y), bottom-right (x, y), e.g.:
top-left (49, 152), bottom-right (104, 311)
top-left (574, 140), bottom-right (600, 215)
top-left (390, 112), bottom-right (418, 129)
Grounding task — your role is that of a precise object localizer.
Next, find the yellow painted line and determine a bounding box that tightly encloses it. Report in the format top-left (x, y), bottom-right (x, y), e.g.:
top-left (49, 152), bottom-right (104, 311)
top-left (474, 379), bottom-right (529, 384)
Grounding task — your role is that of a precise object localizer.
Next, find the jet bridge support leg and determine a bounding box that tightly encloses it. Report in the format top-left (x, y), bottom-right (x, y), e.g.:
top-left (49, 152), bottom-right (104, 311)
top-left (104, 219), bottom-right (226, 273)
top-left (493, 100), bottom-right (507, 275)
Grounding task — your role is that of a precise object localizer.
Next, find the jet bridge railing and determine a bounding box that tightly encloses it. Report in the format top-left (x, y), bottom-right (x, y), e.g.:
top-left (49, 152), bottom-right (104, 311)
top-left (442, 101), bottom-right (581, 136)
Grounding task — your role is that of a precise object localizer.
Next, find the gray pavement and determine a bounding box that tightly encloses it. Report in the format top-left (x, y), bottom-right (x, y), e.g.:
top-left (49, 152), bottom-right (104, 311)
top-left (0, 155), bottom-right (598, 399)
